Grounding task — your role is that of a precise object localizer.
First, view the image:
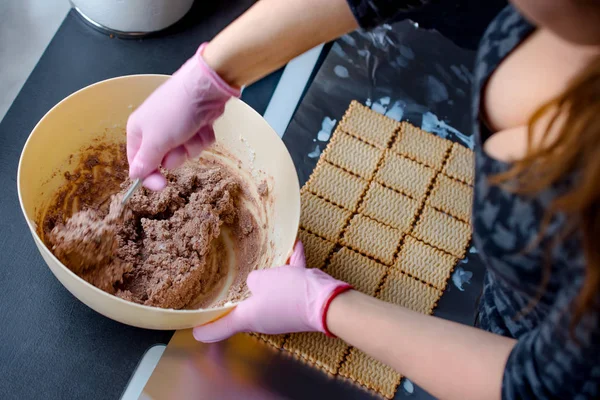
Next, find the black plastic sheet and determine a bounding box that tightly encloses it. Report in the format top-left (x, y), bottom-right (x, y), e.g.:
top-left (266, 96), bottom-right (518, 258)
top-left (282, 20), bottom-right (487, 398)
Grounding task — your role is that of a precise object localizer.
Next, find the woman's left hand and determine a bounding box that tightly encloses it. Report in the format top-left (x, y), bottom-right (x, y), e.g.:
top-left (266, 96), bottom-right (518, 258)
top-left (192, 242), bottom-right (352, 342)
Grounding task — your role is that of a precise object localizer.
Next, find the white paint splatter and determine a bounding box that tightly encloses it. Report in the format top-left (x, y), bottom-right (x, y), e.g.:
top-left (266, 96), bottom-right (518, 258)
top-left (460, 65), bottom-right (472, 82)
top-left (317, 117), bottom-right (337, 141)
top-left (371, 97), bottom-right (391, 114)
top-left (450, 65), bottom-right (469, 84)
top-left (421, 112), bottom-right (474, 149)
top-left (333, 65), bottom-right (349, 78)
top-left (307, 145), bottom-right (321, 159)
top-left (371, 103), bottom-right (385, 114)
top-left (399, 45), bottom-right (415, 60)
top-left (366, 25), bottom-right (393, 50)
top-left (365, 98), bottom-right (372, 107)
top-left (331, 43), bottom-right (347, 58)
top-left (413, 21), bottom-right (419, 28)
top-left (358, 49), bottom-right (370, 58)
top-left (340, 34), bottom-right (356, 47)
top-left (396, 56), bottom-right (409, 68)
top-left (469, 246), bottom-right (478, 254)
top-left (425, 75), bottom-right (449, 103)
top-left (452, 267), bottom-right (473, 291)
top-left (402, 379), bottom-right (415, 395)
top-left (385, 101), bottom-right (404, 121)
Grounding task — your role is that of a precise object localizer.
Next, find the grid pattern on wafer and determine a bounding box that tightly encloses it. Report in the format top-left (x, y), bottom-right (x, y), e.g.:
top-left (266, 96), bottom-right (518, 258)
top-left (283, 333), bottom-right (349, 375)
top-left (360, 181), bottom-right (420, 232)
top-left (443, 142), bottom-right (475, 185)
top-left (427, 174), bottom-right (473, 223)
top-left (325, 247), bottom-right (387, 297)
top-left (305, 161), bottom-right (368, 211)
top-left (378, 268), bottom-right (442, 314)
top-left (394, 235), bottom-right (458, 290)
top-left (341, 214), bottom-right (402, 265)
top-left (300, 191), bottom-right (351, 242)
top-left (339, 100), bottom-right (400, 148)
top-left (339, 348), bottom-right (403, 399)
top-left (323, 128), bottom-right (382, 179)
top-left (253, 101), bottom-right (474, 399)
top-left (413, 205), bottom-right (471, 258)
top-left (298, 229), bottom-right (336, 270)
top-left (376, 151), bottom-right (437, 201)
top-left (392, 122), bottom-right (451, 170)
top-left (254, 333), bottom-right (287, 349)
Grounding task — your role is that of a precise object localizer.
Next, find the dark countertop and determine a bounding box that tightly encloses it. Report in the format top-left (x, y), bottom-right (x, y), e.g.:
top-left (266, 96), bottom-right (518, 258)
top-left (0, 2), bottom-right (281, 399)
top-left (0, 1), bottom-right (507, 399)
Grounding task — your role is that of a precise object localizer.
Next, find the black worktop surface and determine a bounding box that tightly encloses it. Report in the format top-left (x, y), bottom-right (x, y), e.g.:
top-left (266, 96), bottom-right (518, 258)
top-left (0, 1), bottom-right (507, 399)
top-left (0, 2), bottom-right (282, 399)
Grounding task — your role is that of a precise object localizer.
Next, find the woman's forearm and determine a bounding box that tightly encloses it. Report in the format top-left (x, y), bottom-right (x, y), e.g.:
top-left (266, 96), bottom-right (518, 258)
top-left (327, 290), bottom-right (516, 400)
top-left (203, 0), bottom-right (358, 87)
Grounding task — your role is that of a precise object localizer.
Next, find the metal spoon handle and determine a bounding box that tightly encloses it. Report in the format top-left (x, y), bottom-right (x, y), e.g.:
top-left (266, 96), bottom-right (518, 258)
top-left (121, 178), bottom-right (142, 205)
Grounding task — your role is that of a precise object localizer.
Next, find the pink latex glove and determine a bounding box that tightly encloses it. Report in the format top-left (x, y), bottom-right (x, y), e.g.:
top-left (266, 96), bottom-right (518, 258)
top-left (193, 242), bottom-right (352, 343)
top-left (126, 43), bottom-right (240, 190)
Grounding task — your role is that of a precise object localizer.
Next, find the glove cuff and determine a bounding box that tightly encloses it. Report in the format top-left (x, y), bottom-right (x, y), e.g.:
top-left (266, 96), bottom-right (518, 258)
top-left (321, 284), bottom-right (352, 337)
top-left (196, 43), bottom-right (241, 98)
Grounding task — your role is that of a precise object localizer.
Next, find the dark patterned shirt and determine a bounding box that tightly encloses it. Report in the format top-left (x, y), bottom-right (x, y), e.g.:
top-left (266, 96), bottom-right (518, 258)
top-left (348, 2), bottom-right (600, 398)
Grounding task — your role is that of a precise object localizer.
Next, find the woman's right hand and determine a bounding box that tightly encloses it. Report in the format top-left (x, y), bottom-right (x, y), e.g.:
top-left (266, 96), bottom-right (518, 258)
top-left (126, 43), bottom-right (240, 191)
top-left (126, 0), bottom-right (359, 192)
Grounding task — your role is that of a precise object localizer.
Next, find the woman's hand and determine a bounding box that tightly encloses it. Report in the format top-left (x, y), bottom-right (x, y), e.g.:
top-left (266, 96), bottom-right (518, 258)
top-left (126, 43), bottom-right (240, 191)
top-left (194, 241), bottom-right (515, 400)
top-left (192, 242), bottom-right (352, 342)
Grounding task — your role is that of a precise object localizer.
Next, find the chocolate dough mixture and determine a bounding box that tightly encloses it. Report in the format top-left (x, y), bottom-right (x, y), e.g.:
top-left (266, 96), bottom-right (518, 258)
top-left (41, 143), bottom-right (263, 309)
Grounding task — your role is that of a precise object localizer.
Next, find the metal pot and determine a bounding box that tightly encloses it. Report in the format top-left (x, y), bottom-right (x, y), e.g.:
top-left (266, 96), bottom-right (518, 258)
top-left (70, 0), bottom-right (195, 37)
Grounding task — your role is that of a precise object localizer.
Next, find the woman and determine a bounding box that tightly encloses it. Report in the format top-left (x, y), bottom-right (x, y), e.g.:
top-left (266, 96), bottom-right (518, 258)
top-left (126, 1), bottom-right (600, 398)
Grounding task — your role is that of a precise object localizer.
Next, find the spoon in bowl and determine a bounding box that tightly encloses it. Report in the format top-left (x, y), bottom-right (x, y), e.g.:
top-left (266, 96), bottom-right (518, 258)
top-left (121, 178), bottom-right (142, 206)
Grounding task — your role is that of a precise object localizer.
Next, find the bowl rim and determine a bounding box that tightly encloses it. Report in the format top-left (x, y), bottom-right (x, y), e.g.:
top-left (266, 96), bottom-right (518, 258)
top-left (17, 74), bottom-right (300, 315)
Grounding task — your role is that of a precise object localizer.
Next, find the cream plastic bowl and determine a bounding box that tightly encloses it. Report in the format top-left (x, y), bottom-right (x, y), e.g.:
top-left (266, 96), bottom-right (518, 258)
top-left (17, 75), bottom-right (300, 330)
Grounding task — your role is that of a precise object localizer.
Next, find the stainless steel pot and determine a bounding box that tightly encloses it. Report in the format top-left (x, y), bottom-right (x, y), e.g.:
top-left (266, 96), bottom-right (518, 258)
top-left (70, 0), bottom-right (195, 37)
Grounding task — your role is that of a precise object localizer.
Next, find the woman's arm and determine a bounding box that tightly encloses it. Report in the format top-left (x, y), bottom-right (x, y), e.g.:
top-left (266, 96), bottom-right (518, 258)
top-left (127, 0), bottom-right (357, 186)
top-left (127, 0), bottom-right (358, 185)
top-left (203, 0), bottom-right (359, 88)
top-left (327, 290), bottom-right (516, 400)
top-left (127, 0), bottom-right (427, 184)
top-left (193, 244), bottom-right (516, 400)
top-left (203, 0), bottom-right (431, 87)
top-left (193, 244), bottom-right (600, 399)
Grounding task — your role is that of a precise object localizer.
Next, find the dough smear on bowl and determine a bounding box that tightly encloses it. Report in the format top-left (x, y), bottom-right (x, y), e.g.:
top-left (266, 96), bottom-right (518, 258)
top-left (42, 143), bottom-right (263, 309)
